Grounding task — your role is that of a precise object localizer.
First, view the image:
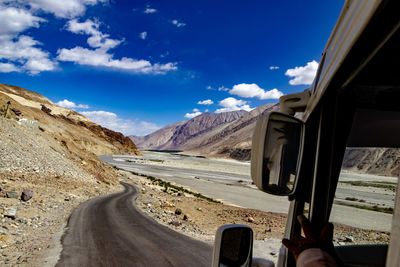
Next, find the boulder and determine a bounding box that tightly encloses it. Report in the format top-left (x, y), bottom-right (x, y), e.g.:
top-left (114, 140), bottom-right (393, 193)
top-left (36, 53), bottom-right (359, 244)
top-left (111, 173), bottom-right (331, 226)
top-left (4, 208), bottom-right (17, 219)
top-left (21, 189), bottom-right (33, 201)
top-left (174, 208), bottom-right (182, 215)
top-left (247, 217), bottom-right (255, 223)
top-left (6, 191), bottom-right (19, 199)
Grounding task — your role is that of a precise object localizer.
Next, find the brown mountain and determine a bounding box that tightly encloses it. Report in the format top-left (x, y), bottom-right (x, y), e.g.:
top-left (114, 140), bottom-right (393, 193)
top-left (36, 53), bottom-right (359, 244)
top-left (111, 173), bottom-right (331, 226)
top-left (130, 110), bottom-right (248, 150)
top-left (130, 103), bottom-right (280, 160)
top-left (0, 82), bottom-right (141, 181)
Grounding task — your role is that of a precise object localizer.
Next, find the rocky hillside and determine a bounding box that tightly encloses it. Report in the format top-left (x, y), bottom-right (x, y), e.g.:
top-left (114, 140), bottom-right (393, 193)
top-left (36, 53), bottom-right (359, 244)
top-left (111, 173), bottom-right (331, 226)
top-left (130, 110), bottom-right (248, 150)
top-left (342, 148), bottom-right (400, 177)
top-left (0, 82), bottom-right (143, 265)
top-left (0, 82), bottom-right (141, 182)
top-left (130, 121), bottom-right (187, 150)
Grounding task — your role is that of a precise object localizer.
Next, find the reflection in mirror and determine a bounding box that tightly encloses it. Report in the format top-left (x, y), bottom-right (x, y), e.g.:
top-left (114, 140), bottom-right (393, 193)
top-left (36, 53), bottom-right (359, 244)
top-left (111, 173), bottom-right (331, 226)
top-left (212, 224), bottom-right (253, 267)
top-left (251, 112), bottom-right (303, 196)
top-left (263, 114), bottom-right (302, 194)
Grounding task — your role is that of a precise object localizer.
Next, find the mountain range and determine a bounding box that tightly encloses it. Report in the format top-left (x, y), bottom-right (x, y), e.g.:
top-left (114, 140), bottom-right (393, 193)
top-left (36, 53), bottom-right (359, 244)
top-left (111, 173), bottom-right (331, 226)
top-left (130, 103), bottom-right (280, 160)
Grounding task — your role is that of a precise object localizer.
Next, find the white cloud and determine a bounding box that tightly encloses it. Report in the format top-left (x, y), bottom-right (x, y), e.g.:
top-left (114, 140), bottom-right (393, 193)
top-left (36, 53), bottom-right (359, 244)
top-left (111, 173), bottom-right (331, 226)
top-left (0, 6), bottom-right (56, 74)
top-left (58, 19), bottom-right (177, 74)
top-left (198, 99), bottom-right (213, 105)
top-left (0, 62), bottom-right (20, 73)
top-left (81, 110), bottom-right (161, 136)
top-left (144, 5), bottom-right (157, 14)
top-left (56, 99), bottom-right (89, 109)
top-left (0, 7), bottom-right (44, 38)
top-left (185, 109), bottom-right (202, 119)
top-left (206, 85), bottom-right (214, 90)
top-left (269, 66), bottom-right (279, 70)
top-left (218, 86), bottom-right (229, 91)
top-left (139, 31), bottom-right (147, 40)
top-left (229, 83), bottom-right (283, 100)
top-left (25, 0), bottom-right (107, 18)
top-left (285, 60), bottom-right (319, 85)
top-left (215, 97), bottom-right (252, 113)
top-left (160, 51), bottom-right (169, 58)
top-left (0, 35), bottom-right (56, 74)
top-left (172, 19), bottom-right (186, 27)
top-left (66, 19), bottom-right (122, 50)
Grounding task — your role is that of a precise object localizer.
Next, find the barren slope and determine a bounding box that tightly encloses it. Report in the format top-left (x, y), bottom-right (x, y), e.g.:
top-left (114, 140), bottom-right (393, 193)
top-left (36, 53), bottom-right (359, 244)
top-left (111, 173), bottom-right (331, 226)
top-left (0, 82), bottom-right (141, 181)
top-left (131, 110), bottom-right (247, 150)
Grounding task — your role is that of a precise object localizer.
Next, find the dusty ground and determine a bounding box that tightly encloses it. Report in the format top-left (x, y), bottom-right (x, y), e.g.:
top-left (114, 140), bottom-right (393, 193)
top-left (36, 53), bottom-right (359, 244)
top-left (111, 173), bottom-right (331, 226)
top-left (121, 170), bottom-right (391, 246)
top-left (0, 169), bottom-right (391, 266)
top-left (0, 171), bottom-right (122, 266)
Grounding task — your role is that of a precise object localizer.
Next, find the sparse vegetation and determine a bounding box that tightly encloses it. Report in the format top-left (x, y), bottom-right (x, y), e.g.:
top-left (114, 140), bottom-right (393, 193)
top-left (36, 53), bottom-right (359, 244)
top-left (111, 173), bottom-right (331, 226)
top-left (121, 168), bottom-right (221, 203)
top-left (340, 180), bottom-right (397, 191)
top-left (334, 200), bottom-right (394, 214)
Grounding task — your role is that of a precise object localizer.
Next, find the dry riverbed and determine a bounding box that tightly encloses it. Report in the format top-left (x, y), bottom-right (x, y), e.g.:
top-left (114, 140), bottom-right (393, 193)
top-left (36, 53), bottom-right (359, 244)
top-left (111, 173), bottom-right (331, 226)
top-left (0, 168), bottom-right (391, 266)
top-left (121, 171), bottom-right (391, 249)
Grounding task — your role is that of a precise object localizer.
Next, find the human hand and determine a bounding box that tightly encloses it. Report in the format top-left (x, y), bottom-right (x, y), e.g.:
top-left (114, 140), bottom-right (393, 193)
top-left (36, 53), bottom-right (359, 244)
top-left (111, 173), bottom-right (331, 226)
top-left (282, 215), bottom-right (335, 260)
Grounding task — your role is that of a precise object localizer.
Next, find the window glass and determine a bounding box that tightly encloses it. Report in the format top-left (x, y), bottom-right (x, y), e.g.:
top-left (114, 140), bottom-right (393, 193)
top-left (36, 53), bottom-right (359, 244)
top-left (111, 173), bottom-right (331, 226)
top-left (330, 147), bottom-right (398, 245)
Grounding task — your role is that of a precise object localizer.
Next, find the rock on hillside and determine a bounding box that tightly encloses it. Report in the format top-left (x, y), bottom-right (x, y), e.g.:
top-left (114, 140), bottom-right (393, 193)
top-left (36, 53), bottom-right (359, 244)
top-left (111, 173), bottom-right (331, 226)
top-left (342, 148), bottom-right (400, 177)
top-left (130, 121), bottom-right (187, 150)
top-left (183, 103), bottom-right (280, 160)
top-left (131, 110), bottom-right (248, 150)
top-left (0, 82), bottom-right (141, 182)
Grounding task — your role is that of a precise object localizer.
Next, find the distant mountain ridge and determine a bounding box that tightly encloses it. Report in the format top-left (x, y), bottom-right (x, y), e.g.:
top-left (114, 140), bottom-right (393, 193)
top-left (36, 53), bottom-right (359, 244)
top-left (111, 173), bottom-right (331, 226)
top-left (131, 110), bottom-right (248, 150)
top-left (130, 103), bottom-right (280, 160)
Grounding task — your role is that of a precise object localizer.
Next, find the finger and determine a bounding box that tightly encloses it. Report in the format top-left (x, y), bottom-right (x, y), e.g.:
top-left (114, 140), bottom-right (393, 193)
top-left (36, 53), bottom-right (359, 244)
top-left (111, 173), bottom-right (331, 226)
top-left (282, 238), bottom-right (297, 252)
top-left (320, 222), bottom-right (334, 243)
top-left (293, 234), bottom-right (305, 244)
top-left (297, 215), bottom-right (312, 238)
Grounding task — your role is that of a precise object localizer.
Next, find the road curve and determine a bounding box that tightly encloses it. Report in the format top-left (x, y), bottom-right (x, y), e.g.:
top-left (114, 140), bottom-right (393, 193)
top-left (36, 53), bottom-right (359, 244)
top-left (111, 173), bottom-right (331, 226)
top-left (56, 182), bottom-right (212, 266)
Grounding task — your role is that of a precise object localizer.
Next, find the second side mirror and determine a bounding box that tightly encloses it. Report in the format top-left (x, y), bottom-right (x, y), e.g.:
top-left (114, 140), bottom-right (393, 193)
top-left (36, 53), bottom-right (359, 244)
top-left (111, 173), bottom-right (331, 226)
top-left (212, 224), bottom-right (253, 267)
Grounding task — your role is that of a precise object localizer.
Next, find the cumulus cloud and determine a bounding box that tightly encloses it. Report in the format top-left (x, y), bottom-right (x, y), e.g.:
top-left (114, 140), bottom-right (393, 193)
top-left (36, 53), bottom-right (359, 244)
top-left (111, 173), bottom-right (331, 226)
top-left (0, 7), bottom-right (44, 37)
top-left (172, 19), bottom-right (186, 27)
top-left (139, 31), bottom-right (147, 40)
top-left (229, 83), bottom-right (283, 100)
top-left (215, 97), bottom-right (252, 113)
top-left (144, 5), bottom-right (157, 14)
top-left (24, 0), bottom-right (107, 18)
top-left (56, 99), bottom-right (89, 109)
top-left (0, 35), bottom-right (56, 74)
top-left (198, 99), bottom-right (213, 105)
top-left (184, 109), bottom-right (202, 119)
top-left (218, 86), bottom-right (229, 91)
top-left (81, 110), bottom-right (161, 136)
top-left (285, 60), bottom-right (319, 85)
top-left (58, 19), bottom-right (177, 74)
top-left (0, 62), bottom-right (20, 73)
top-left (0, 6), bottom-right (56, 74)
top-left (269, 66), bottom-right (279, 70)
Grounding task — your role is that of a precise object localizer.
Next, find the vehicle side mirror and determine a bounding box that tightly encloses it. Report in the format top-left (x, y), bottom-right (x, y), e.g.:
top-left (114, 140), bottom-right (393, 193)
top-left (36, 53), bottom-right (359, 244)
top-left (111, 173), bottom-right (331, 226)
top-left (212, 224), bottom-right (253, 267)
top-left (251, 112), bottom-right (304, 196)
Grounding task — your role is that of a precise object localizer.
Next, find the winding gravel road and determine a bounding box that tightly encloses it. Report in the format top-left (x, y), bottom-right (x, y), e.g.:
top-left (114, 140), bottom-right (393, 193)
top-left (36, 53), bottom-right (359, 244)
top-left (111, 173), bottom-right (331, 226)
top-left (56, 182), bottom-right (212, 267)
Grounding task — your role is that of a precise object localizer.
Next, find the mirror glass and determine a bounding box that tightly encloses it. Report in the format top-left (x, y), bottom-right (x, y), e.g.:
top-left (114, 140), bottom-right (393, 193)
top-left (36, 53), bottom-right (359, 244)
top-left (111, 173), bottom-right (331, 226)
top-left (219, 227), bottom-right (252, 267)
top-left (262, 113), bottom-right (302, 195)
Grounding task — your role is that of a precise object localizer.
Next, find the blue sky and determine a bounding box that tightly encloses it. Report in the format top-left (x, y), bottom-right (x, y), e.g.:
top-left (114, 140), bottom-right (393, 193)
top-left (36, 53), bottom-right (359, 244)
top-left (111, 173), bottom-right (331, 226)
top-left (0, 0), bottom-right (342, 136)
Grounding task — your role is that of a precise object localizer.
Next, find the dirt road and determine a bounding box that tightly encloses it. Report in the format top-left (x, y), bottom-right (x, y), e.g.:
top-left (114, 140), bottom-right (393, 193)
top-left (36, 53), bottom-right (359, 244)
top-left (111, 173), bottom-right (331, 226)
top-left (56, 182), bottom-right (212, 266)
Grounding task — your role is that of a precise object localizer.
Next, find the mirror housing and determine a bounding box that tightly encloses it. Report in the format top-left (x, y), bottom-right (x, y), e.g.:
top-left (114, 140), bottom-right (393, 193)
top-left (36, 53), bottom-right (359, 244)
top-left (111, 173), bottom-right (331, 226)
top-left (212, 224), bottom-right (253, 267)
top-left (251, 112), bottom-right (304, 196)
